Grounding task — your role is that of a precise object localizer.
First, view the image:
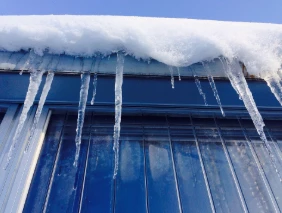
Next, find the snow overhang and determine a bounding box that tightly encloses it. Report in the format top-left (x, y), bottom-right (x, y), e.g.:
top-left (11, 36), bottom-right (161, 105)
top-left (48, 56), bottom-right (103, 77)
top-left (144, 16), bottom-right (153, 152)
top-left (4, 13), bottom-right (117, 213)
top-left (0, 15), bottom-right (281, 78)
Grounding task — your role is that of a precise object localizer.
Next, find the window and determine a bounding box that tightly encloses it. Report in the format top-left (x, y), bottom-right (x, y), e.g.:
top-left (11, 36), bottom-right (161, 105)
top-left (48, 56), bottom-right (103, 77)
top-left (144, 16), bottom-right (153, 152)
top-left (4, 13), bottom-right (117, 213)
top-left (24, 110), bottom-right (282, 213)
top-left (0, 104), bottom-right (50, 213)
top-left (1, 68), bottom-right (282, 212)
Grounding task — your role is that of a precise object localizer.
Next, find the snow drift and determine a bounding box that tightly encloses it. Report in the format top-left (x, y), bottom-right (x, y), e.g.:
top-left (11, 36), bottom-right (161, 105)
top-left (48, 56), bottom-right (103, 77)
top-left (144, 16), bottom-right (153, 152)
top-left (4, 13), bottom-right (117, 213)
top-left (0, 15), bottom-right (281, 77)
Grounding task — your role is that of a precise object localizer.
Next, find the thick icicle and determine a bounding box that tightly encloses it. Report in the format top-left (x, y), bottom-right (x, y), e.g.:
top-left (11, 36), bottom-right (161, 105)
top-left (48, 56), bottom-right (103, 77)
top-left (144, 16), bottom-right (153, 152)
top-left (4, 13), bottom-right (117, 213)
top-left (223, 59), bottom-right (282, 182)
top-left (20, 50), bottom-right (37, 75)
top-left (24, 71), bottom-right (54, 153)
top-left (219, 58), bottom-right (242, 100)
top-left (194, 75), bottom-right (208, 106)
top-left (73, 72), bottom-right (90, 167)
top-left (90, 73), bottom-right (98, 105)
top-left (202, 63), bottom-right (225, 116)
top-left (7, 70), bottom-right (44, 164)
top-left (169, 66), bottom-right (175, 89)
top-left (113, 53), bottom-right (124, 179)
top-left (264, 74), bottom-right (282, 106)
top-left (177, 67), bottom-right (181, 81)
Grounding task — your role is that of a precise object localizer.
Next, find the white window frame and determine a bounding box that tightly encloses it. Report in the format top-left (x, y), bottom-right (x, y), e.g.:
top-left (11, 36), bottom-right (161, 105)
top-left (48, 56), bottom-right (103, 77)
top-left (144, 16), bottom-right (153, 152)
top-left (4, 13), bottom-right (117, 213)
top-left (0, 104), bottom-right (51, 213)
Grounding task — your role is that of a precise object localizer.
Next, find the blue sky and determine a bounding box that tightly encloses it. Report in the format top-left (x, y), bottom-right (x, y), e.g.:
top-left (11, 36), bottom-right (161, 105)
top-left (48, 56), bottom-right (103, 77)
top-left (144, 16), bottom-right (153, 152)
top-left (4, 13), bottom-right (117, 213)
top-left (1, 0), bottom-right (282, 24)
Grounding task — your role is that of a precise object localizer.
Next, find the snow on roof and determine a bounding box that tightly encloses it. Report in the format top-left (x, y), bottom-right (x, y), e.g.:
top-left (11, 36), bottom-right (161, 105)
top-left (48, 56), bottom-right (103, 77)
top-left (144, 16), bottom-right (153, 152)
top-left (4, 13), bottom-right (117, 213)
top-left (0, 15), bottom-right (281, 76)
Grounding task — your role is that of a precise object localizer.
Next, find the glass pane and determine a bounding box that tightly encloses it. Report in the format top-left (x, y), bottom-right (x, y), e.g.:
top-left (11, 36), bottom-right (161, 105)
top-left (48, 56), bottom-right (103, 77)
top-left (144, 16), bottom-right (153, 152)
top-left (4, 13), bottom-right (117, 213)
top-left (173, 141), bottom-right (212, 213)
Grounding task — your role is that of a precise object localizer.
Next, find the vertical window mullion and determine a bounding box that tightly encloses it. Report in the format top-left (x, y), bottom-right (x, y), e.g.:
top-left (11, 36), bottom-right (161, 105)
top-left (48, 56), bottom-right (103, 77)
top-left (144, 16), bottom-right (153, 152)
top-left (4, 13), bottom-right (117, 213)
top-left (166, 115), bottom-right (183, 213)
top-left (213, 116), bottom-right (248, 213)
top-left (190, 115), bottom-right (216, 213)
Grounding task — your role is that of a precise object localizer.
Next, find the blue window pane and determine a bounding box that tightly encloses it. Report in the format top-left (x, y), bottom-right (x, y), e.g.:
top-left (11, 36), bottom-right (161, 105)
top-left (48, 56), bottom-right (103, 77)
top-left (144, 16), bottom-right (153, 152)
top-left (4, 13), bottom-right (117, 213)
top-left (173, 141), bottom-right (212, 213)
top-left (253, 142), bottom-right (282, 210)
top-left (24, 112), bottom-right (282, 213)
top-left (145, 140), bottom-right (181, 213)
top-left (199, 141), bottom-right (244, 213)
top-left (44, 125), bottom-right (89, 212)
top-left (23, 114), bottom-right (65, 213)
top-left (80, 137), bottom-right (114, 213)
top-left (226, 141), bottom-right (277, 212)
top-left (115, 140), bottom-right (147, 213)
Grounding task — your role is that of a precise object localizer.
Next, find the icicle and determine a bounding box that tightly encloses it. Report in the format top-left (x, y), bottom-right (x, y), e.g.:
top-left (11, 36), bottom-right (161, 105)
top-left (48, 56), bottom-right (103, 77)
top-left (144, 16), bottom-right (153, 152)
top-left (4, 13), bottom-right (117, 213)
top-left (169, 66), bottom-right (175, 89)
top-left (207, 75), bottom-right (225, 116)
top-left (194, 75), bottom-right (208, 106)
top-left (20, 50), bottom-right (37, 75)
top-left (73, 72), bottom-right (90, 167)
top-left (202, 63), bottom-right (225, 116)
top-left (90, 73), bottom-right (98, 105)
top-left (24, 71), bottom-right (54, 153)
top-left (264, 74), bottom-right (282, 106)
top-left (177, 67), bottom-right (181, 81)
top-left (219, 57), bottom-right (242, 100)
top-left (113, 53), bottom-right (124, 179)
top-left (223, 59), bottom-right (282, 182)
top-left (7, 70), bottom-right (44, 165)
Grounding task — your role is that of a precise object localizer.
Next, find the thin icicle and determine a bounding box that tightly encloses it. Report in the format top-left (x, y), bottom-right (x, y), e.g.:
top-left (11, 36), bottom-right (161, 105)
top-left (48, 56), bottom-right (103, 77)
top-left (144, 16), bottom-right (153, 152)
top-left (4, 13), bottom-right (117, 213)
top-left (169, 66), bottom-right (175, 89)
top-left (194, 75), bottom-right (208, 106)
top-left (73, 72), bottom-right (90, 167)
top-left (7, 70), bottom-right (44, 165)
top-left (90, 73), bottom-right (98, 105)
top-left (223, 59), bottom-right (282, 182)
top-left (177, 67), bottom-right (181, 81)
top-left (202, 63), bottom-right (225, 116)
top-left (208, 75), bottom-right (225, 116)
top-left (113, 53), bottom-right (124, 179)
top-left (24, 71), bottom-right (54, 153)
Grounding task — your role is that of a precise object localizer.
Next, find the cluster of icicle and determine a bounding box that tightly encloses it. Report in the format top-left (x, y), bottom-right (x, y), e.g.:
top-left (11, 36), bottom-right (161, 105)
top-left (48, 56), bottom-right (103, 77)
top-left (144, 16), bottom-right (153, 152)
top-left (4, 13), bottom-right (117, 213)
top-left (6, 50), bottom-right (282, 182)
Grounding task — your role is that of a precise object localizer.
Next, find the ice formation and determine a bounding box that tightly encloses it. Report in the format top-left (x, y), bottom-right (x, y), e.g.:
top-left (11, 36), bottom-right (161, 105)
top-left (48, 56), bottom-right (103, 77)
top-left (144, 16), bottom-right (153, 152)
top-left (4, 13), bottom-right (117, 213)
top-left (203, 63), bottom-right (225, 116)
top-left (25, 71), bottom-right (54, 153)
top-left (113, 53), bottom-right (124, 179)
top-left (7, 69), bottom-right (44, 165)
top-left (169, 66), bottom-right (175, 89)
top-left (222, 59), bottom-right (282, 182)
top-left (90, 72), bottom-right (98, 105)
top-left (177, 67), bottom-right (181, 81)
top-left (264, 75), bottom-right (282, 106)
top-left (194, 75), bottom-right (208, 106)
top-left (90, 58), bottom-right (100, 105)
top-left (74, 72), bottom-right (90, 167)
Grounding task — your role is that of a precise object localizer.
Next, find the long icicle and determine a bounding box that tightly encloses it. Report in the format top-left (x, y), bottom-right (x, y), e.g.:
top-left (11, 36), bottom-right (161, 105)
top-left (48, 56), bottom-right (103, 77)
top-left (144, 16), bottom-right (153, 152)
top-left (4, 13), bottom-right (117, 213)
top-left (113, 53), bottom-right (124, 179)
top-left (194, 75), bottom-right (208, 106)
top-left (203, 63), bottom-right (225, 116)
top-left (90, 72), bottom-right (98, 105)
top-left (223, 58), bottom-right (282, 182)
top-left (7, 69), bottom-right (44, 164)
top-left (24, 71), bottom-right (54, 153)
top-left (73, 72), bottom-right (90, 167)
